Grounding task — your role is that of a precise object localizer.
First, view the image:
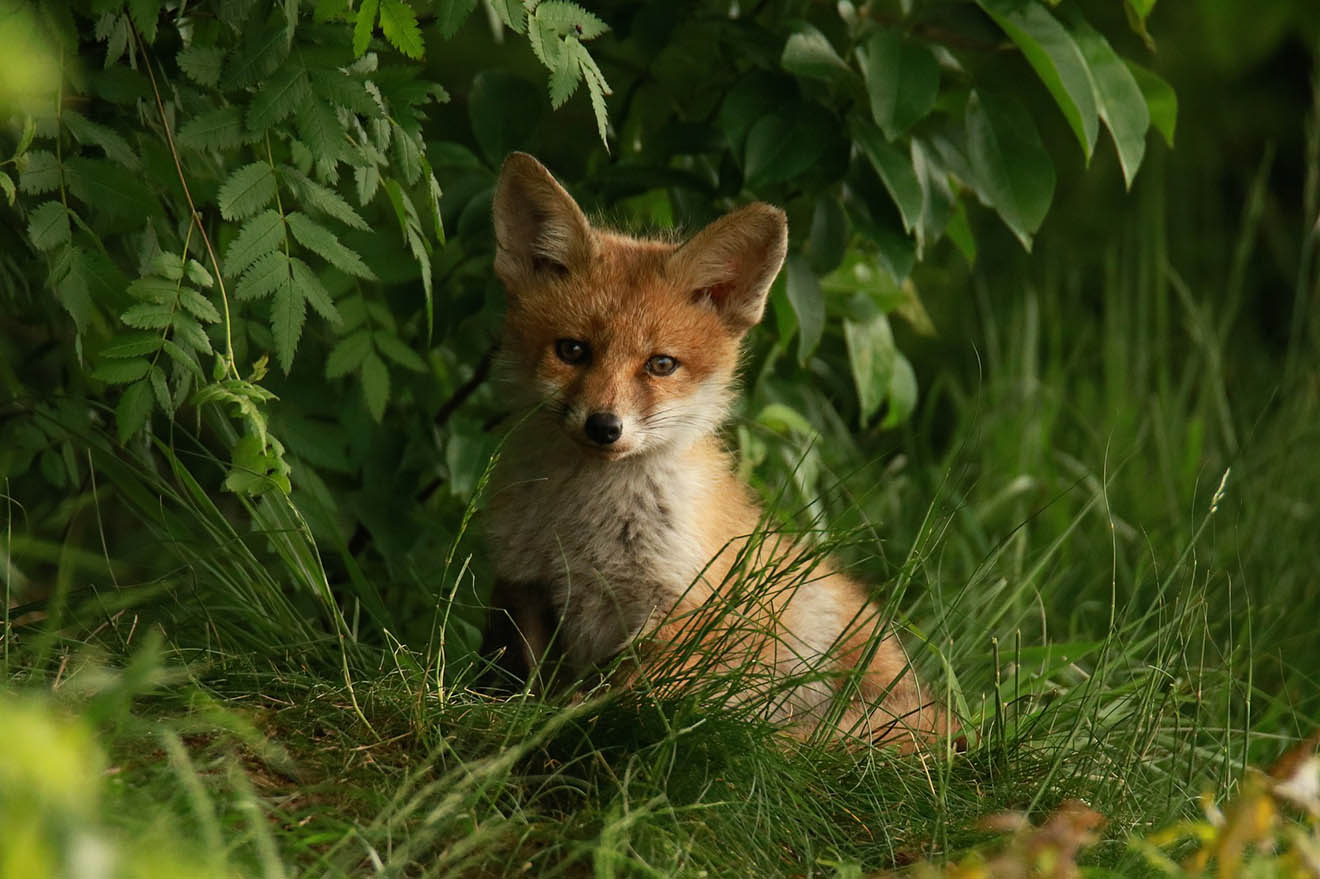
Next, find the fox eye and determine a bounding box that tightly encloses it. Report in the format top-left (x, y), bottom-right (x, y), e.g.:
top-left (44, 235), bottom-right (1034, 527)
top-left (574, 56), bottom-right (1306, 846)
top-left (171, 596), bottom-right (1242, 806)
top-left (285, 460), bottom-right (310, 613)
top-left (645, 354), bottom-right (678, 376)
top-left (555, 338), bottom-right (589, 364)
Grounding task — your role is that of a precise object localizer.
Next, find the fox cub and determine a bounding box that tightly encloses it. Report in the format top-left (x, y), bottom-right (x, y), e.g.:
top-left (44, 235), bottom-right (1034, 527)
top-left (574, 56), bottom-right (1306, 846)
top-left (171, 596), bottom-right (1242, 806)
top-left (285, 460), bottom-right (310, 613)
top-left (484, 153), bottom-right (943, 748)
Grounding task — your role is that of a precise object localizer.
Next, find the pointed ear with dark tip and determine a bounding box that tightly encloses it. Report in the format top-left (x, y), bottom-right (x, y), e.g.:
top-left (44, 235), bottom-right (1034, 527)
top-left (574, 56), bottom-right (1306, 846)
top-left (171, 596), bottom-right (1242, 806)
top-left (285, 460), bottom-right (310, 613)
top-left (492, 152), bottom-right (594, 288)
top-left (667, 203), bottom-right (788, 333)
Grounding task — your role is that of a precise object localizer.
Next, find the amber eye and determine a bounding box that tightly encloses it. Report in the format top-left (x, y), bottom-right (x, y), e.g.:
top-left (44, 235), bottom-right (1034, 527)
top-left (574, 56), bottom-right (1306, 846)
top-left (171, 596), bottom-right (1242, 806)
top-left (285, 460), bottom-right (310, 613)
top-left (555, 338), bottom-right (589, 364)
top-left (645, 354), bottom-right (678, 376)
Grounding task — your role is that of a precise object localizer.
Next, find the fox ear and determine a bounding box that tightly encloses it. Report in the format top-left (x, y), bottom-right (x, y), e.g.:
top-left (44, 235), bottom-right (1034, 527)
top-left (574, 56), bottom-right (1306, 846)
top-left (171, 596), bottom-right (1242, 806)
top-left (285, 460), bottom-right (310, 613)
top-left (668, 203), bottom-right (788, 333)
top-left (492, 153), bottom-right (593, 287)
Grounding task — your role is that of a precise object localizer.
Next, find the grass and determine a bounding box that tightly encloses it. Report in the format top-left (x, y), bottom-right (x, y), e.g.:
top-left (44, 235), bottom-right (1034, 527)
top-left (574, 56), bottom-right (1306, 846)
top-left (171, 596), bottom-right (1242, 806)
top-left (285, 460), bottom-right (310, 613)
top-left (5, 134), bottom-right (1320, 879)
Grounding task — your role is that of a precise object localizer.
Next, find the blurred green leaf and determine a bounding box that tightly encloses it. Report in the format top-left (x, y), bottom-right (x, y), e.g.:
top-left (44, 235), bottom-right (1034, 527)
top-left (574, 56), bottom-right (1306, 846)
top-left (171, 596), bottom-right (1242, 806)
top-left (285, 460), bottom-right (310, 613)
top-left (1126, 60), bottom-right (1177, 147)
top-left (1068, 12), bottom-right (1150, 188)
top-left (965, 90), bottom-right (1056, 249)
top-left (864, 29), bottom-right (939, 140)
top-left (785, 255), bottom-right (825, 363)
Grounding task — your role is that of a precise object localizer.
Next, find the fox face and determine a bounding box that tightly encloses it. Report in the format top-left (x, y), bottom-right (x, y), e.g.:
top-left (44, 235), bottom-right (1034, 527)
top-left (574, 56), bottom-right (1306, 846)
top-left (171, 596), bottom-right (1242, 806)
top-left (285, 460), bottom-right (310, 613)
top-left (492, 154), bottom-right (788, 458)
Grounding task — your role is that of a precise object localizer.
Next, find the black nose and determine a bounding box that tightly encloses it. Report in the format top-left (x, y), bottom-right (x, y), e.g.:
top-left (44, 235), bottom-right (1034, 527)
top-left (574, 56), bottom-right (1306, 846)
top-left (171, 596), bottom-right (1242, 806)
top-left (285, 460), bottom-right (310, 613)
top-left (584, 412), bottom-right (622, 445)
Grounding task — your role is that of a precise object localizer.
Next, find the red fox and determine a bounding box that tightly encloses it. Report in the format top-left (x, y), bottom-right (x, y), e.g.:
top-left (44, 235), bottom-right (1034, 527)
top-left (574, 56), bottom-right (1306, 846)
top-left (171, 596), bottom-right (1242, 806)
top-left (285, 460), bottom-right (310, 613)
top-left (483, 153), bottom-right (945, 749)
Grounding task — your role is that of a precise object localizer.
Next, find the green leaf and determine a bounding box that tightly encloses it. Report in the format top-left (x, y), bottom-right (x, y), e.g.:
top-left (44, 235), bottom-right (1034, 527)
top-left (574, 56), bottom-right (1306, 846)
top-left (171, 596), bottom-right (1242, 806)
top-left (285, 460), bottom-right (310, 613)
top-left (548, 54), bottom-right (581, 108)
top-left (436, 0), bottom-right (478, 39)
top-left (864, 29), bottom-right (939, 140)
top-left (178, 107), bottom-right (246, 151)
top-left (121, 303), bottom-right (176, 329)
top-left (224, 210), bottom-right (285, 277)
top-left (100, 332), bottom-right (163, 358)
top-left (64, 110), bottom-right (140, 169)
top-left (284, 170), bottom-right (367, 229)
top-left (178, 45), bottom-right (225, 87)
top-left (18, 150), bottom-right (61, 194)
top-left (568, 38), bottom-right (611, 147)
top-left (326, 329), bottom-right (373, 378)
top-left (295, 98), bottom-right (347, 163)
top-left (965, 90), bottom-right (1055, 250)
top-left (179, 287), bottom-right (221, 323)
top-left (236, 251), bottom-right (290, 301)
top-left (374, 331), bottom-right (427, 372)
top-left (27, 201), bottom-right (70, 251)
top-left (128, 277), bottom-right (181, 303)
top-left (150, 364), bottom-right (172, 415)
top-left (1067, 12), bottom-right (1149, 188)
top-left (378, 0), bottom-right (424, 58)
top-left (781, 25), bottom-right (854, 85)
top-left (806, 193), bottom-right (848, 275)
top-left (756, 403), bottom-right (816, 437)
top-left (487, 0), bottom-right (527, 33)
top-left (289, 257), bottom-right (341, 322)
top-left (468, 71), bottom-right (543, 164)
top-left (535, 2), bottom-right (608, 39)
top-left (844, 309), bottom-right (896, 427)
top-left (359, 350), bottom-right (389, 421)
top-left (0, 171), bottom-right (14, 205)
top-left (1126, 60), bottom-right (1176, 147)
top-left (286, 212), bottom-right (376, 279)
top-left (785, 255), bottom-right (825, 364)
top-left (66, 157), bottom-right (154, 217)
top-left (91, 357), bottom-right (151, 384)
top-left (744, 103), bottom-right (835, 189)
top-left (852, 117), bottom-right (922, 235)
top-left (880, 352), bottom-right (917, 428)
top-left (217, 162), bottom-right (277, 220)
top-left (116, 380), bottom-right (154, 442)
top-left (171, 314), bottom-right (213, 353)
top-left (247, 65), bottom-right (311, 133)
top-left (271, 280), bottom-right (306, 373)
top-left (129, 0), bottom-right (162, 43)
top-left (51, 246), bottom-right (92, 331)
top-left (979, 0), bottom-right (1099, 159)
top-left (353, 0), bottom-right (380, 57)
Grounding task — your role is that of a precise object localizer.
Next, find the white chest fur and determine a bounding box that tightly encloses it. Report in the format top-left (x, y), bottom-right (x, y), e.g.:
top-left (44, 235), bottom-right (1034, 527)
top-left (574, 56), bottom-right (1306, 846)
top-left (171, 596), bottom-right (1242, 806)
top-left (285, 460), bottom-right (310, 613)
top-left (486, 436), bottom-right (711, 667)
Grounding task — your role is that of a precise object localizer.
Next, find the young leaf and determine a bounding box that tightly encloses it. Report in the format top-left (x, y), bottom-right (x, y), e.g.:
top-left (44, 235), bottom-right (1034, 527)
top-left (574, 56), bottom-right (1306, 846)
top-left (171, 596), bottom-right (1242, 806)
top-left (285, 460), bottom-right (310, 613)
top-left (865, 30), bottom-right (940, 140)
top-left (217, 163), bottom-right (277, 220)
top-left (1, 170), bottom-right (14, 206)
top-left (326, 329), bottom-right (373, 378)
top-left (1067, 12), bottom-right (1149, 188)
top-left (353, 0), bottom-right (380, 56)
top-left (116, 380), bottom-right (154, 442)
top-left (359, 350), bottom-right (389, 421)
top-left (852, 117), bottom-right (922, 235)
top-left (224, 210), bottom-right (285, 277)
top-left (965, 90), bottom-right (1056, 250)
top-left (785, 255), bottom-right (825, 364)
top-left (27, 201), bottom-right (70, 251)
top-left (378, 0), bottom-right (424, 59)
top-left (535, 2), bottom-right (608, 39)
top-left (286, 212), bottom-right (376, 279)
top-left (979, 0), bottom-right (1099, 160)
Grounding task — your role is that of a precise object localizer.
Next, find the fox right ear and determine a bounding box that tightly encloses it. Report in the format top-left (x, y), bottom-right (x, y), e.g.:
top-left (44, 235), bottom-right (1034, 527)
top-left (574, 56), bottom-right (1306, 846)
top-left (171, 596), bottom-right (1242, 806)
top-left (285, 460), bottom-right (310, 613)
top-left (492, 153), bottom-right (593, 287)
top-left (668, 203), bottom-right (788, 334)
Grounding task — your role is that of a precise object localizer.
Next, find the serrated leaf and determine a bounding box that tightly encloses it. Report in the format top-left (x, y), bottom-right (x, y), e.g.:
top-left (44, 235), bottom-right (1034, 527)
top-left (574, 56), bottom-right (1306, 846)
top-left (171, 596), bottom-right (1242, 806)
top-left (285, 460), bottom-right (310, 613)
top-left (289, 256), bottom-right (341, 322)
top-left (378, 0), bottom-right (423, 58)
top-left (27, 201), bottom-right (70, 251)
top-left (785, 255), bottom-right (825, 364)
top-left (354, 0), bottom-right (380, 56)
top-left (179, 287), bottom-right (221, 323)
top-left (127, 277), bottom-right (180, 303)
top-left (64, 110), bottom-right (140, 169)
top-left (186, 260), bottom-right (214, 289)
top-left (122, 302), bottom-right (176, 328)
top-left (548, 55), bottom-right (581, 108)
top-left (852, 117), bottom-right (922, 235)
top-left (286, 212), bottom-right (376, 279)
top-left (980, 0), bottom-right (1099, 159)
top-left (535, 2), bottom-right (607, 39)
top-left (572, 39), bottom-right (611, 148)
top-left (1126, 60), bottom-right (1176, 147)
top-left (844, 309), bottom-right (896, 427)
top-left (51, 246), bottom-right (92, 331)
top-left (1, 171), bottom-right (14, 206)
top-left (172, 313), bottom-right (213, 352)
top-left (271, 282), bottom-right (306, 373)
top-left (295, 98), bottom-right (346, 162)
top-left (237, 250), bottom-right (291, 301)
top-left (1068, 12), bottom-right (1148, 188)
top-left (285, 170), bottom-right (368, 230)
top-left (217, 162), bottom-right (277, 220)
top-left (101, 332), bottom-right (163, 358)
top-left (178, 45), bottom-right (225, 86)
top-left (19, 150), bottom-right (61, 194)
top-left (162, 339), bottom-right (205, 379)
top-left (965, 90), bottom-right (1055, 250)
top-left (359, 350), bottom-right (389, 421)
top-left (224, 210), bottom-right (285, 277)
top-left (92, 357), bottom-right (151, 384)
top-left (177, 106), bottom-right (246, 151)
top-left (487, 0), bottom-right (526, 33)
top-left (149, 365), bottom-right (173, 415)
top-left (436, 0), bottom-right (477, 38)
top-left (116, 380), bottom-right (154, 442)
top-left (247, 65), bottom-right (311, 132)
top-left (66, 157), bottom-right (155, 217)
top-left (865, 29), bottom-right (939, 140)
top-left (781, 26), bottom-right (853, 85)
top-left (374, 330), bottom-right (426, 372)
top-left (326, 329), bottom-right (373, 378)
top-left (129, 0), bottom-right (162, 43)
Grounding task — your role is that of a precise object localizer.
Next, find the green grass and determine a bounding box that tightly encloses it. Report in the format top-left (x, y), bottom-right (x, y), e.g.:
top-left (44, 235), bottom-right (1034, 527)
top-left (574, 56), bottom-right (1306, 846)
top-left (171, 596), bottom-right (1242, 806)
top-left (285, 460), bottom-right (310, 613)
top-left (5, 141), bottom-right (1320, 879)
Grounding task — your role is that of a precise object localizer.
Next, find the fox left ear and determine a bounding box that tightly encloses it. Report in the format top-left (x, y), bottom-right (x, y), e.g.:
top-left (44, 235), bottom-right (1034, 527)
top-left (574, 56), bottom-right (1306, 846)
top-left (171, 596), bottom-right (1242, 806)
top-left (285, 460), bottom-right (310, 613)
top-left (668, 203), bottom-right (788, 333)
top-left (492, 152), bottom-right (594, 289)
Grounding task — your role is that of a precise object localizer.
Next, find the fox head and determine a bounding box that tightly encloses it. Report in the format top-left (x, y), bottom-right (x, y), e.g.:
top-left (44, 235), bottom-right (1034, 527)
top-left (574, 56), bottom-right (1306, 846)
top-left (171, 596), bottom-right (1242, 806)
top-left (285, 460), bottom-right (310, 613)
top-left (492, 153), bottom-right (788, 460)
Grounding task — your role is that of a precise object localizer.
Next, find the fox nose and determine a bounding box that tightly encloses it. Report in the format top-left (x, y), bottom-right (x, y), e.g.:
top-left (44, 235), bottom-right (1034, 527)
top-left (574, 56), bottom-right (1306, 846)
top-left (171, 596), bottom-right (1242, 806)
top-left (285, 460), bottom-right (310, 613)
top-left (584, 412), bottom-right (623, 446)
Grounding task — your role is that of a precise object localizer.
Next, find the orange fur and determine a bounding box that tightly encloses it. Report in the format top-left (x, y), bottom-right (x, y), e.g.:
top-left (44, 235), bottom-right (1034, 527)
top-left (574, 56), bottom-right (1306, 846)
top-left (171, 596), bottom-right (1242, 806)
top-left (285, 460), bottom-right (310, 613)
top-left (483, 153), bottom-right (946, 750)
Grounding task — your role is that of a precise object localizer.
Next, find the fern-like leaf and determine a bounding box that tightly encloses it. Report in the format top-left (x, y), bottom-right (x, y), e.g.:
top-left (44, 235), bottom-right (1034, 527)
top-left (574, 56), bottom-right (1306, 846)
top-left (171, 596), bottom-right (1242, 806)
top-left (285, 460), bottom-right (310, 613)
top-left (218, 163), bottom-right (277, 220)
top-left (379, 0), bottom-right (424, 58)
